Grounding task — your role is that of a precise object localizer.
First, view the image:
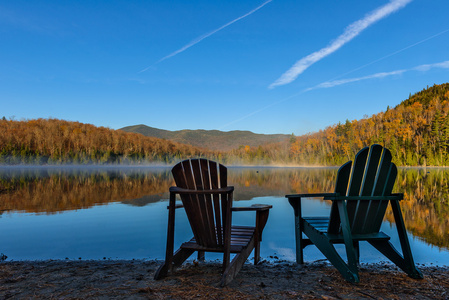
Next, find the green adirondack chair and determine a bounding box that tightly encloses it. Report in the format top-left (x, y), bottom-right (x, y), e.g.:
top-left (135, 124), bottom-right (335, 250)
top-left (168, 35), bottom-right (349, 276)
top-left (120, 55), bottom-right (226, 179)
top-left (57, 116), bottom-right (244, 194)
top-left (286, 144), bottom-right (423, 283)
top-left (154, 158), bottom-right (272, 286)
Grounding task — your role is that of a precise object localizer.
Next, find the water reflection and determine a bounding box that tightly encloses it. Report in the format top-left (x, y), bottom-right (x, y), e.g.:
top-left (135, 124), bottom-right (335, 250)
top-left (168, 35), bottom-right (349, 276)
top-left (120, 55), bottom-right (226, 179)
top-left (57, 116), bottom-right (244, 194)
top-left (0, 166), bottom-right (339, 214)
top-left (388, 168), bottom-right (449, 250)
top-left (0, 166), bottom-right (172, 214)
top-left (0, 166), bottom-right (448, 255)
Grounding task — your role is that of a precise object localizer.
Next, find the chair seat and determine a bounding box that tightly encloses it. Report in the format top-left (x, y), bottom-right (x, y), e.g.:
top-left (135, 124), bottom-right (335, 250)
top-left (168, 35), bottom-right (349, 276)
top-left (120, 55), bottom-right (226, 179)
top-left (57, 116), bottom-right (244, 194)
top-left (303, 217), bottom-right (391, 242)
top-left (181, 225), bottom-right (256, 253)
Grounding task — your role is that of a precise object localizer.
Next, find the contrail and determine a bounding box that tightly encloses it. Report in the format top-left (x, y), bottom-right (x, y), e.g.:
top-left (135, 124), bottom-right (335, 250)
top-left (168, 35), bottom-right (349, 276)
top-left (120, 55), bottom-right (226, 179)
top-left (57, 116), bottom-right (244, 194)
top-left (220, 27), bottom-right (449, 130)
top-left (308, 60), bottom-right (449, 90)
top-left (139, 0), bottom-right (273, 73)
top-left (325, 28), bottom-right (449, 82)
top-left (220, 59), bottom-right (449, 130)
top-left (269, 0), bottom-right (412, 89)
top-left (306, 70), bottom-right (407, 90)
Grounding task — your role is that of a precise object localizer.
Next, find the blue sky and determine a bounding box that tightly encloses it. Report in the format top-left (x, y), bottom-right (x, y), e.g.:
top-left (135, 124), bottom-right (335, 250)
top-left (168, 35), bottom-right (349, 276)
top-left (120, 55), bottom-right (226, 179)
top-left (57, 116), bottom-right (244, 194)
top-left (1, 0), bottom-right (448, 135)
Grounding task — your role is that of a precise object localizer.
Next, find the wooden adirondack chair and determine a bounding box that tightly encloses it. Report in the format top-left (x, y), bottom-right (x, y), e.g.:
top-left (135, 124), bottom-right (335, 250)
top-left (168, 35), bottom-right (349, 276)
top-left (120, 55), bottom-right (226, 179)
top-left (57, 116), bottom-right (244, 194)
top-left (286, 144), bottom-right (423, 283)
top-left (154, 158), bottom-right (272, 286)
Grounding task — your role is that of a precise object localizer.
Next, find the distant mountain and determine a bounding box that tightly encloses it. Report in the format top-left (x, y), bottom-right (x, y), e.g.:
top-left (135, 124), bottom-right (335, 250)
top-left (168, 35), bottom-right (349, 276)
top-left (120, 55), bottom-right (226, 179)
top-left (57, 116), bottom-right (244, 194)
top-left (119, 125), bottom-right (290, 151)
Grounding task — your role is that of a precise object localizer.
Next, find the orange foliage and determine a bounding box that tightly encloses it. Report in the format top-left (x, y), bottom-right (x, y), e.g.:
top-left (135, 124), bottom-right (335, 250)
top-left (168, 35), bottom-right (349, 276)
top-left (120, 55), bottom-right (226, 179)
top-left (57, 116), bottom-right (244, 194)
top-left (287, 83), bottom-right (449, 166)
top-left (0, 118), bottom-right (216, 164)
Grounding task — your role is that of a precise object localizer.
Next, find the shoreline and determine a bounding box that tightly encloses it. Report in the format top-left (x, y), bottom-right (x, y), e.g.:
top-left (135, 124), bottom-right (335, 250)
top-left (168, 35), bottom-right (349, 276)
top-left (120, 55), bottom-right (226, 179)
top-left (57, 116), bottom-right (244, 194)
top-left (2, 163), bottom-right (449, 169)
top-left (1, 259), bottom-right (448, 299)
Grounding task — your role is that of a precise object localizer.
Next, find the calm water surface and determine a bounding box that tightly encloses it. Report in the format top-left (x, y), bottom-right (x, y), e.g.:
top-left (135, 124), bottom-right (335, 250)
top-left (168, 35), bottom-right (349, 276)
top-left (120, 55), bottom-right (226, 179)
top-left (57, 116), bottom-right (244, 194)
top-left (0, 166), bottom-right (448, 265)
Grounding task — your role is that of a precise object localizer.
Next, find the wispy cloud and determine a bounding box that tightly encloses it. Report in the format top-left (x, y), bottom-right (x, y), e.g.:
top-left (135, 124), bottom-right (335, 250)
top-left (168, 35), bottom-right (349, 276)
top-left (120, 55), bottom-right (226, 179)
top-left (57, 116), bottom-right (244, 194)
top-left (220, 59), bottom-right (449, 130)
top-left (308, 60), bottom-right (449, 91)
top-left (413, 60), bottom-right (449, 72)
top-left (139, 0), bottom-right (272, 73)
top-left (324, 28), bottom-right (449, 82)
top-left (306, 70), bottom-right (406, 90)
top-left (269, 0), bottom-right (412, 89)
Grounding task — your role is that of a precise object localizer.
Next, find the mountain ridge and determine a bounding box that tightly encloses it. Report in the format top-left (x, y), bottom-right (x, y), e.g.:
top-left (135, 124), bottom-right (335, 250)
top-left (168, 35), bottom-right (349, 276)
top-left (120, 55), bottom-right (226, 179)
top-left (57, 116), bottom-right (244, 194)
top-left (119, 125), bottom-right (290, 151)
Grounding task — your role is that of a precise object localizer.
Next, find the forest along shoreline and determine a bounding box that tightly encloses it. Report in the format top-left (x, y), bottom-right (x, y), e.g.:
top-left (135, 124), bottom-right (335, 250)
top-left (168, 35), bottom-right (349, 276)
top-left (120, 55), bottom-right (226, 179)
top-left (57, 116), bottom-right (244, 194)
top-left (0, 259), bottom-right (448, 299)
top-left (2, 83), bottom-right (449, 167)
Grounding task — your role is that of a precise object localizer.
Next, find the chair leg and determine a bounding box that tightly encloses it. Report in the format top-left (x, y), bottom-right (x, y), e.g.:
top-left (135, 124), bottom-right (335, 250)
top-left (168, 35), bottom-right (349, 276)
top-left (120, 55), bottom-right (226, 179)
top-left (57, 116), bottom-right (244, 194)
top-left (316, 242), bottom-right (358, 283)
top-left (173, 248), bottom-right (195, 268)
top-left (198, 251), bottom-right (205, 262)
top-left (303, 225), bottom-right (359, 283)
top-left (381, 200), bottom-right (423, 279)
top-left (288, 197), bottom-right (304, 264)
top-left (154, 248), bottom-right (195, 280)
top-left (154, 262), bottom-right (169, 280)
top-left (254, 241), bottom-right (260, 265)
top-left (337, 200), bottom-right (359, 280)
top-left (353, 241), bottom-right (360, 264)
top-left (295, 218), bottom-right (304, 264)
top-left (155, 193), bottom-right (177, 280)
top-left (369, 240), bottom-right (423, 279)
top-left (254, 209), bottom-right (269, 265)
top-left (221, 237), bottom-right (255, 286)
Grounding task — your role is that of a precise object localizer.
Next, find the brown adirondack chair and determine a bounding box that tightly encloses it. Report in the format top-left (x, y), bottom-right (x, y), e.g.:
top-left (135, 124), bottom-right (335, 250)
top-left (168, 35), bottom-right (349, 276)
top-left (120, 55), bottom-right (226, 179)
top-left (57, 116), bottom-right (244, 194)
top-left (286, 144), bottom-right (423, 282)
top-left (154, 158), bottom-right (272, 286)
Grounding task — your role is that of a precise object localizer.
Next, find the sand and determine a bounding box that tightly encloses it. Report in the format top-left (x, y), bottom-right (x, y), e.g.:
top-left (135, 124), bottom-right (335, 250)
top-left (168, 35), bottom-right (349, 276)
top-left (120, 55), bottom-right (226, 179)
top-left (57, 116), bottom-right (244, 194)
top-left (0, 259), bottom-right (448, 299)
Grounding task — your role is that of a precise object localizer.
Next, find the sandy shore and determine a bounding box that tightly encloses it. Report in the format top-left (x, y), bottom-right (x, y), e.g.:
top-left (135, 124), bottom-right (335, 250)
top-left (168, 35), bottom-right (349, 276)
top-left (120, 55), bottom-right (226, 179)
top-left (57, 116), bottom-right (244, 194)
top-left (1, 259), bottom-right (448, 299)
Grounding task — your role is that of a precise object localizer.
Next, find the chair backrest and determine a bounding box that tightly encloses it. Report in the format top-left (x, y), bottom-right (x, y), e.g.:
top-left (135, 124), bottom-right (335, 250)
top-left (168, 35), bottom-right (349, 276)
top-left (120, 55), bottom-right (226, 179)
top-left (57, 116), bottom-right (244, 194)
top-left (328, 144), bottom-right (398, 235)
top-left (171, 158), bottom-right (230, 248)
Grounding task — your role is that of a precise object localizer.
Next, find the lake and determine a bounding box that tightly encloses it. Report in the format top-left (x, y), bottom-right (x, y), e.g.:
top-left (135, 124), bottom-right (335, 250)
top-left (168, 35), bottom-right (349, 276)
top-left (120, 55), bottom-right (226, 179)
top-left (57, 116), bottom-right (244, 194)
top-left (0, 166), bottom-right (448, 266)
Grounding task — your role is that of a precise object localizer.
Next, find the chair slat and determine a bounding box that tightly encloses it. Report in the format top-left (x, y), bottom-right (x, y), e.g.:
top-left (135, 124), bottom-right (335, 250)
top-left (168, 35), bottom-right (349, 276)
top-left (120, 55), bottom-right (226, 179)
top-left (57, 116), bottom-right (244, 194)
top-left (219, 163), bottom-right (229, 232)
top-left (347, 147), bottom-right (369, 196)
top-left (179, 160), bottom-right (204, 245)
top-left (209, 160), bottom-right (223, 245)
top-left (189, 159), bottom-right (211, 245)
top-left (364, 149), bottom-right (392, 233)
top-left (219, 164), bottom-right (227, 188)
top-left (328, 161), bottom-right (352, 234)
top-left (172, 161), bottom-right (201, 245)
top-left (200, 159), bottom-right (218, 247)
top-left (209, 161), bottom-right (224, 245)
top-left (360, 144), bottom-right (383, 195)
top-left (352, 145), bottom-right (383, 233)
top-left (372, 163), bottom-right (398, 232)
top-left (181, 160), bottom-right (196, 189)
top-left (346, 147), bottom-right (369, 226)
top-left (372, 148), bottom-right (392, 195)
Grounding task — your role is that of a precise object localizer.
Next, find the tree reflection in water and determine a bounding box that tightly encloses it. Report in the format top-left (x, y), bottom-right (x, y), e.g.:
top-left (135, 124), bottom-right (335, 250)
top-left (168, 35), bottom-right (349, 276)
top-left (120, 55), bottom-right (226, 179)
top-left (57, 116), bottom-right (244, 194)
top-left (0, 166), bottom-right (448, 250)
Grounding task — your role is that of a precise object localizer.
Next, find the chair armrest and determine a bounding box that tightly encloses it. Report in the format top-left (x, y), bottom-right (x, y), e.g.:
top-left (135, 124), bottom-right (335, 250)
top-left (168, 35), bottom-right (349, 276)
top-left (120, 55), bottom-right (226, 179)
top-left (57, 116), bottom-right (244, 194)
top-left (232, 204), bottom-right (272, 245)
top-left (285, 193), bottom-right (337, 199)
top-left (232, 204), bottom-right (272, 212)
top-left (391, 193), bottom-right (404, 199)
top-left (166, 203), bottom-right (184, 209)
top-left (323, 193), bottom-right (403, 201)
top-left (169, 186), bottom-right (234, 194)
top-left (286, 193), bottom-right (337, 219)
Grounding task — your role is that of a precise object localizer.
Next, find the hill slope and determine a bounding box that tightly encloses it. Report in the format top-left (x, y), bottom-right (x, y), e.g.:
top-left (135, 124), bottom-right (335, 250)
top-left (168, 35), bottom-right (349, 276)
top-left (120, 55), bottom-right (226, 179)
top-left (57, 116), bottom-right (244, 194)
top-left (288, 82), bottom-right (449, 166)
top-left (119, 125), bottom-right (290, 151)
top-left (0, 118), bottom-right (214, 165)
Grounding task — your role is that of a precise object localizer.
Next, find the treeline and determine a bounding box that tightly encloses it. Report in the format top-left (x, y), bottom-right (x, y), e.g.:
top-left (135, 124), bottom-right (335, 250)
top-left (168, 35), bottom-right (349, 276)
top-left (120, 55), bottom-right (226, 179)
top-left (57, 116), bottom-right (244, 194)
top-left (0, 118), bottom-right (217, 164)
top-left (2, 83), bottom-right (449, 166)
top-left (288, 83), bottom-right (449, 166)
